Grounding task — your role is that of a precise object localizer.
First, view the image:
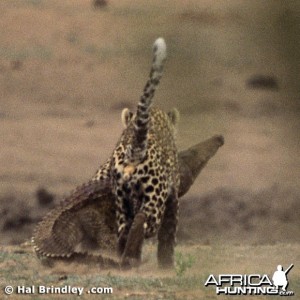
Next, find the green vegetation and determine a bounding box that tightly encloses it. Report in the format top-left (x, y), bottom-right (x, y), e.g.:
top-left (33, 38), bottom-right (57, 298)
top-left (175, 252), bottom-right (195, 278)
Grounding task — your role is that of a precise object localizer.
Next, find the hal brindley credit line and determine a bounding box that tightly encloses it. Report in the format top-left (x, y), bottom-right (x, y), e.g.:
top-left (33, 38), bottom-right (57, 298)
top-left (4, 285), bottom-right (113, 296)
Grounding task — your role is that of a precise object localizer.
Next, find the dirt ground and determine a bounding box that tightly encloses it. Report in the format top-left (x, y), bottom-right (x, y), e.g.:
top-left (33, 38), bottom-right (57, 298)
top-left (0, 0), bottom-right (299, 298)
top-left (1, 242), bottom-right (299, 300)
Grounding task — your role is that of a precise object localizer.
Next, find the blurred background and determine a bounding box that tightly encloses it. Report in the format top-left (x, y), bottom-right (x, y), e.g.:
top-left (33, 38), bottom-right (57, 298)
top-left (0, 0), bottom-right (299, 245)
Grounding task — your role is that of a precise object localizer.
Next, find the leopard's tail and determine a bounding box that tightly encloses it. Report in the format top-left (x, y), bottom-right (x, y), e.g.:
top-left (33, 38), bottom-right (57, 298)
top-left (129, 37), bottom-right (167, 163)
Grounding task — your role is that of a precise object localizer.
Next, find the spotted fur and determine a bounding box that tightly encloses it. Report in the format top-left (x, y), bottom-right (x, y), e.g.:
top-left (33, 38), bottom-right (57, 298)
top-left (94, 38), bottom-right (179, 267)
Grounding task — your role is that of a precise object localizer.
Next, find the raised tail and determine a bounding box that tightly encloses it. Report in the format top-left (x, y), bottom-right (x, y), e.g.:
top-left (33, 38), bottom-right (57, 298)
top-left (128, 37), bottom-right (167, 163)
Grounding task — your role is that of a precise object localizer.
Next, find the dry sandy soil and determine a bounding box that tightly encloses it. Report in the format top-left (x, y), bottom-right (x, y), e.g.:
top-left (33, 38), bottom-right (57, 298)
top-left (0, 242), bottom-right (299, 300)
top-left (0, 0), bottom-right (299, 299)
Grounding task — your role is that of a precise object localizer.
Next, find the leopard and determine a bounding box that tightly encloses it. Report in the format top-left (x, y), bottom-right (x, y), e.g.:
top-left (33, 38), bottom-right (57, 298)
top-left (93, 38), bottom-right (180, 268)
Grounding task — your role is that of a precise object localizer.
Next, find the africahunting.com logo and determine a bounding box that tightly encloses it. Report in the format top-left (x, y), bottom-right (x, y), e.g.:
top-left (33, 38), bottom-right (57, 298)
top-left (205, 264), bottom-right (294, 296)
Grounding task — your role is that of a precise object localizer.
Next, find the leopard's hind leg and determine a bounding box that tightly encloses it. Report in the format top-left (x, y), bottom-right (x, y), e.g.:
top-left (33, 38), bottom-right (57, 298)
top-left (157, 189), bottom-right (178, 268)
top-left (120, 212), bottom-right (146, 268)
